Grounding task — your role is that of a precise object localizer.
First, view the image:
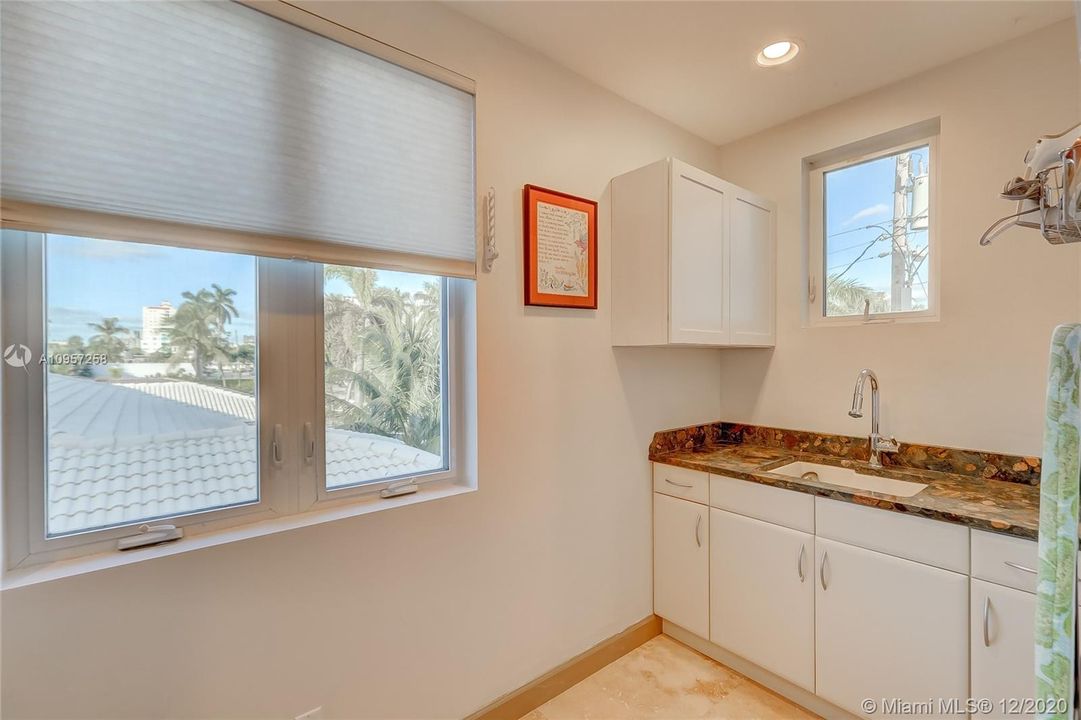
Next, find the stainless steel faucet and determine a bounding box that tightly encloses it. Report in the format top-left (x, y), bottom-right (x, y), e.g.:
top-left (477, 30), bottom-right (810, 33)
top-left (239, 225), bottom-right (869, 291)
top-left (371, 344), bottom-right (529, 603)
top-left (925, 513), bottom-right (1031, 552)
top-left (848, 368), bottom-right (899, 468)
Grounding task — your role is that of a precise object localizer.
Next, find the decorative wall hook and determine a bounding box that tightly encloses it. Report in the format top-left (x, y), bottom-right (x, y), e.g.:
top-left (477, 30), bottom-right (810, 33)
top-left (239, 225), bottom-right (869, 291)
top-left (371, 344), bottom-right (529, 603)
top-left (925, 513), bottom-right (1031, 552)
top-left (482, 186), bottom-right (499, 272)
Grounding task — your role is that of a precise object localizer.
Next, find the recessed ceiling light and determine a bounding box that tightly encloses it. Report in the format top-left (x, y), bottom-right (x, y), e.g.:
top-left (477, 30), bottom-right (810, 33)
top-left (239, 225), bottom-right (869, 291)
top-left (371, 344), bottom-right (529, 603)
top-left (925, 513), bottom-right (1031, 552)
top-left (756, 40), bottom-right (799, 67)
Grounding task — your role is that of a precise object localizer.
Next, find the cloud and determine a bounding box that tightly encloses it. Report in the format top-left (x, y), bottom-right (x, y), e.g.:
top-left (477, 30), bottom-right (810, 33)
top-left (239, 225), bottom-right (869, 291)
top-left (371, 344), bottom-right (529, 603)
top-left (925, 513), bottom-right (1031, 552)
top-left (47, 307), bottom-right (141, 339)
top-left (842, 203), bottom-right (890, 227)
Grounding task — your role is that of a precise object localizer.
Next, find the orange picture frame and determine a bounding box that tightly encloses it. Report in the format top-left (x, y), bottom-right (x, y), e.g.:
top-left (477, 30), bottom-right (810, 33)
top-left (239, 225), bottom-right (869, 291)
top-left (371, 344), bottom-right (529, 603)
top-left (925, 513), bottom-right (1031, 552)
top-left (523, 185), bottom-right (598, 309)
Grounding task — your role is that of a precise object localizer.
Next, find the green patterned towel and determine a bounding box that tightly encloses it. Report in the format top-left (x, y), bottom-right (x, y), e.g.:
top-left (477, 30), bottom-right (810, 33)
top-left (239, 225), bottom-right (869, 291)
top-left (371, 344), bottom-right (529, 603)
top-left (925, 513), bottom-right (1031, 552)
top-left (1036, 324), bottom-right (1081, 720)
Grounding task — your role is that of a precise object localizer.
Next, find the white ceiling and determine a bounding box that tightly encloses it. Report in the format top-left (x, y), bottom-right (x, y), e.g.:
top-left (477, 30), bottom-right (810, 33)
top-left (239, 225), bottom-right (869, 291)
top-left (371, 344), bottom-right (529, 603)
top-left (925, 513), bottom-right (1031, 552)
top-left (450, 1), bottom-right (1075, 145)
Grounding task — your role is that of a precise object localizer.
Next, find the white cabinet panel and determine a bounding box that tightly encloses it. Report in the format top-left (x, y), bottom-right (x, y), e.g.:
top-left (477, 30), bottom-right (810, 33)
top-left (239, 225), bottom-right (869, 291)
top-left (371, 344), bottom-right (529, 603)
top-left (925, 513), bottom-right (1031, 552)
top-left (815, 538), bottom-right (968, 718)
top-left (654, 493), bottom-right (709, 638)
top-left (710, 472), bottom-right (814, 532)
top-left (669, 162), bottom-right (728, 345)
top-left (653, 463), bottom-right (709, 505)
top-left (728, 190), bottom-right (776, 346)
top-left (971, 579), bottom-right (1036, 718)
top-left (710, 509), bottom-right (814, 691)
top-left (816, 497), bottom-right (969, 573)
top-left (971, 530), bottom-right (1039, 594)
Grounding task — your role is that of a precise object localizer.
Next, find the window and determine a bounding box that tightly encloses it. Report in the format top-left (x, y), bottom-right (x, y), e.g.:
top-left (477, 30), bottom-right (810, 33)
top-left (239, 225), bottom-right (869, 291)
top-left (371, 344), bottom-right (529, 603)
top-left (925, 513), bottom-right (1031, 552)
top-left (808, 133), bottom-right (938, 324)
top-left (43, 236), bottom-right (260, 537)
top-left (2, 230), bottom-right (473, 567)
top-left (322, 266), bottom-right (449, 490)
top-left (0, 0), bottom-right (477, 571)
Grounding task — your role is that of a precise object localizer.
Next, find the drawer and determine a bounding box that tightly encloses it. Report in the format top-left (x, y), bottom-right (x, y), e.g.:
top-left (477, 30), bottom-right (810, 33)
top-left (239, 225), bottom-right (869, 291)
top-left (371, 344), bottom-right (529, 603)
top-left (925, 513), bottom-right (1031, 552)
top-left (653, 463), bottom-right (708, 504)
top-left (816, 497), bottom-right (969, 573)
top-left (972, 530), bottom-right (1039, 594)
top-left (709, 473), bottom-right (814, 533)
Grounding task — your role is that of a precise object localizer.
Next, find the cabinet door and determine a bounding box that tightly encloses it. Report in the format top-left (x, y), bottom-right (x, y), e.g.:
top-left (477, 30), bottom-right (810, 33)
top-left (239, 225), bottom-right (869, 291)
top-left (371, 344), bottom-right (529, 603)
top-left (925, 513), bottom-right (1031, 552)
top-left (710, 509), bottom-right (814, 691)
top-left (654, 493), bottom-right (709, 638)
top-left (816, 538), bottom-right (968, 718)
top-left (728, 189), bottom-right (776, 346)
top-left (669, 161), bottom-right (728, 345)
top-left (971, 579), bottom-right (1036, 718)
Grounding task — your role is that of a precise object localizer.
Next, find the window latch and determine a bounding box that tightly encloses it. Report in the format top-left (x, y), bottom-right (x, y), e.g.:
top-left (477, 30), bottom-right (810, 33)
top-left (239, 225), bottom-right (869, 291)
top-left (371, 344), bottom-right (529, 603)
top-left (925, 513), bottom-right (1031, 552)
top-left (271, 423), bottom-right (284, 468)
top-left (303, 421), bottom-right (315, 465)
top-left (380, 480), bottom-right (419, 499)
top-left (808, 274), bottom-right (816, 302)
top-left (117, 523), bottom-right (183, 551)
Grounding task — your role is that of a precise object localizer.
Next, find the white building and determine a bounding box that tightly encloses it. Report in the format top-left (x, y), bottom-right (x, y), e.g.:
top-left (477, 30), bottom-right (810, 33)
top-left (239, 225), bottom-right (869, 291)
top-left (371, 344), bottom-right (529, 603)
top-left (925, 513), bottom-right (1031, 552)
top-left (139, 300), bottom-right (173, 354)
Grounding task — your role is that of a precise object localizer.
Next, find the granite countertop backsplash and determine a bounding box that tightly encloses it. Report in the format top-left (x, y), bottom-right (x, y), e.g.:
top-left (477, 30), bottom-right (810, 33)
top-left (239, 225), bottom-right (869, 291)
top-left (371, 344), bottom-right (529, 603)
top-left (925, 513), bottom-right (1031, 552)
top-left (649, 422), bottom-right (1043, 540)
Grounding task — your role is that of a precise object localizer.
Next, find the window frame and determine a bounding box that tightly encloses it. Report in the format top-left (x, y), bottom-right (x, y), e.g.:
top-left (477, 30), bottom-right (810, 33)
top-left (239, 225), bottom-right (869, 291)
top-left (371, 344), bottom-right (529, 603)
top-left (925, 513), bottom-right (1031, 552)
top-left (1, 228), bottom-right (475, 571)
top-left (1, 233), bottom-right (300, 568)
top-left (807, 134), bottom-right (940, 327)
top-left (296, 262), bottom-right (471, 510)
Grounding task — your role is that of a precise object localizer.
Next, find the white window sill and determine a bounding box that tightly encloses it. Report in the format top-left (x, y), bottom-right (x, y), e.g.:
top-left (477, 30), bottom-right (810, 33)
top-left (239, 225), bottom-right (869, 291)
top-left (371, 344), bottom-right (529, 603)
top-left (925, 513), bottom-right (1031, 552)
top-left (1, 480), bottom-right (475, 591)
top-left (807, 312), bottom-right (940, 328)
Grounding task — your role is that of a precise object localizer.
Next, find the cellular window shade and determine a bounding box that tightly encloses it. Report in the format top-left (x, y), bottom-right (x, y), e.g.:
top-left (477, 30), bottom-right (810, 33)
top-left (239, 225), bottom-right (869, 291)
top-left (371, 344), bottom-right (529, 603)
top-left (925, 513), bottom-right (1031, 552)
top-left (0, 1), bottom-right (477, 277)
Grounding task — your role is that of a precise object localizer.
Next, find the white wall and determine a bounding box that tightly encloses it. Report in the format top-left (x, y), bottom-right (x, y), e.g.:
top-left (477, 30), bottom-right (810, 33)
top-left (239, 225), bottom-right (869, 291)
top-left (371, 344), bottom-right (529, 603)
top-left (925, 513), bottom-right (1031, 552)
top-left (715, 20), bottom-right (1080, 457)
top-left (0, 3), bottom-right (725, 719)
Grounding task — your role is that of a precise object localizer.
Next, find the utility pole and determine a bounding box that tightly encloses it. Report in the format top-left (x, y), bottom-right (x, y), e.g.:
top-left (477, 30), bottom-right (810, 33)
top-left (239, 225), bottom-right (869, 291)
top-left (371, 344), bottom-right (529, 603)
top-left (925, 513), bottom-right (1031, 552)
top-left (891, 153), bottom-right (912, 311)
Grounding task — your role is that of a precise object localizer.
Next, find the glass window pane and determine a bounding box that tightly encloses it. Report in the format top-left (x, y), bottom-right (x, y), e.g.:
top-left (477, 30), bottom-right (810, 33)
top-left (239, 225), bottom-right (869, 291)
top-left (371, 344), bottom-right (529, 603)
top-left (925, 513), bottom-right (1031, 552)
top-left (823, 145), bottom-right (931, 317)
top-left (44, 235), bottom-right (258, 536)
top-left (323, 266), bottom-right (446, 490)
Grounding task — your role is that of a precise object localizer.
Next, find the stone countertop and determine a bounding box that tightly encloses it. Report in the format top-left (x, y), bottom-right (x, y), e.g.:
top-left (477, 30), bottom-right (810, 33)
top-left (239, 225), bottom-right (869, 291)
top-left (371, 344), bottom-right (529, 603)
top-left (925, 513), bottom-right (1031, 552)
top-left (649, 442), bottom-right (1042, 540)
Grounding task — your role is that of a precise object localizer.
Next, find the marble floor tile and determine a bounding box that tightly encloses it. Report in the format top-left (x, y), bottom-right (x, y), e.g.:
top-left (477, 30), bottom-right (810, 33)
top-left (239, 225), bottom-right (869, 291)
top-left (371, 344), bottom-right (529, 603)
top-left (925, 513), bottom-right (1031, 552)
top-left (520, 634), bottom-right (817, 720)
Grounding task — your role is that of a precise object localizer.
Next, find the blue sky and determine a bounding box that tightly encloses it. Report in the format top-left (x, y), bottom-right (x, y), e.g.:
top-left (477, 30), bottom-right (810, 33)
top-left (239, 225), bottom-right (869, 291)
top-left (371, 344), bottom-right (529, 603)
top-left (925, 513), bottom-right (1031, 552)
top-left (46, 235), bottom-right (258, 344)
top-left (45, 235), bottom-right (432, 344)
top-left (824, 146), bottom-right (930, 307)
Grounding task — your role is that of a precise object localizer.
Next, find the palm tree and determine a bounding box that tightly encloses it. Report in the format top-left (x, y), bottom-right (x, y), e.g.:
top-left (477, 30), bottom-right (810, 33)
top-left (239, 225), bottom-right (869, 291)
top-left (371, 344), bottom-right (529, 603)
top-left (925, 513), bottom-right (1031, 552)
top-left (165, 287), bottom-right (241, 384)
top-left (87, 317), bottom-right (130, 361)
top-left (323, 269), bottom-right (443, 453)
top-left (826, 274), bottom-right (889, 317)
top-left (208, 284), bottom-right (239, 329)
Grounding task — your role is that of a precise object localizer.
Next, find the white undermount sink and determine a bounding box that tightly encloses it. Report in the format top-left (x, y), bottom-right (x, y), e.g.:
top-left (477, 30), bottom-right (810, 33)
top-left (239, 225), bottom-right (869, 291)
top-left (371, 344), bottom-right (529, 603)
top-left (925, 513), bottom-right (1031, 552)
top-left (771, 461), bottom-right (928, 498)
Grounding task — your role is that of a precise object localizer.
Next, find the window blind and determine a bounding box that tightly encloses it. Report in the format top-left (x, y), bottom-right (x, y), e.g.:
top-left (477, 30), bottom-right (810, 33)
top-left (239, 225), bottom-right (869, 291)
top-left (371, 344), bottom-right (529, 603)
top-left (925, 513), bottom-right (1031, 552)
top-left (0, 1), bottom-right (477, 277)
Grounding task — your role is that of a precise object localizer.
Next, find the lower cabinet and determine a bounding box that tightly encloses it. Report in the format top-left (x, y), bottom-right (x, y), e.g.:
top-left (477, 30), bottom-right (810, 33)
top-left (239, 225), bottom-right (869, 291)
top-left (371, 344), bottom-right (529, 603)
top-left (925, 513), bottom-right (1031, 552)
top-left (654, 492), bottom-right (709, 638)
top-left (970, 579), bottom-right (1036, 718)
top-left (709, 508), bottom-right (814, 691)
top-left (815, 537), bottom-right (968, 717)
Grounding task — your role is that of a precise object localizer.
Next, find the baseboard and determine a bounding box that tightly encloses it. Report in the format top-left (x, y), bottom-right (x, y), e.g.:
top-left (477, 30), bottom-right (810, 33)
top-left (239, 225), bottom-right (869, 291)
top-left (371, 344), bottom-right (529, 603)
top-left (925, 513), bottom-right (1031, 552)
top-left (663, 620), bottom-right (859, 720)
top-left (465, 614), bottom-right (662, 720)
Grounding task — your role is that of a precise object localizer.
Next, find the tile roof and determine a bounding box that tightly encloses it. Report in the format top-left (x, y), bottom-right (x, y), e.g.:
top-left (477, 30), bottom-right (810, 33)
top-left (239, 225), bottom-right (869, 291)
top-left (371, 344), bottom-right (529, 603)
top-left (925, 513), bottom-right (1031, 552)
top-left (46, 374), bottom-right (441, 536)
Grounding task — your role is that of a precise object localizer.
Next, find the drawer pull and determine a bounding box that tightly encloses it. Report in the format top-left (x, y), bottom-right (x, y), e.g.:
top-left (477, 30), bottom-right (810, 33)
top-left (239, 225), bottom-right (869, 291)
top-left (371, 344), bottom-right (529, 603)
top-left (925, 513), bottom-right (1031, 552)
top-left (665, 478), bottom-right (694, 489)
top-left (797, 544), bottom-right (806, 583)
top-left (1004, 560), bottom-right (1037, 575)
top-left (695, 515), bottom-right (702, 548)
top-left (820, 551), bottom-right (829, 591)
top-left (983, 596), bottom-right (992, 647)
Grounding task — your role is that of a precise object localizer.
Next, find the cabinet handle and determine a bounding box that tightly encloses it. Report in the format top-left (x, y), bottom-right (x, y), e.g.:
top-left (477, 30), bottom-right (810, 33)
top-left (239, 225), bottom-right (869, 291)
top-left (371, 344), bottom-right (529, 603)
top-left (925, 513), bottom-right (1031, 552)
top-left (1004, 560), bottom-right (1037, 575)
top-left (820, 551), bottom-right (829, 590)
top-left (797, 544), bottom-right (806, 582)
top-left (694, 515), bottom-right (702, 548)
top-left (983, 596), bottom-right (992, 647)
top-left (665, 478), bottom-right (694, 489)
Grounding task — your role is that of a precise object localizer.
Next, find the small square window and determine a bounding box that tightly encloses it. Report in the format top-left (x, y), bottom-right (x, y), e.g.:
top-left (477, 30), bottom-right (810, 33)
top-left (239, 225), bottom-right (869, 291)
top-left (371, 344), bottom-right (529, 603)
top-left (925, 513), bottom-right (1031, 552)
top-left (808, 135), bottom-right (937, 324)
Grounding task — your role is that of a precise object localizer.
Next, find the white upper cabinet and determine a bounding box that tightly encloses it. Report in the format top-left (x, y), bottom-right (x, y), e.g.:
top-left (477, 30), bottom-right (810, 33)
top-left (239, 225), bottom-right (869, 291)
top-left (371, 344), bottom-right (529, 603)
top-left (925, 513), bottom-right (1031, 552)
top-left (611, 158), bottom-right (776, 347)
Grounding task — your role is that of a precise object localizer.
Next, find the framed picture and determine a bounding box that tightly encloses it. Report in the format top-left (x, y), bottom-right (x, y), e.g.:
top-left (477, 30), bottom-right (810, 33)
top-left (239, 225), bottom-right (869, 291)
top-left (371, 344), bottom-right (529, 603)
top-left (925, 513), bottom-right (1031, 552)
top-left (523, 184), bottom-right (598, 309)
